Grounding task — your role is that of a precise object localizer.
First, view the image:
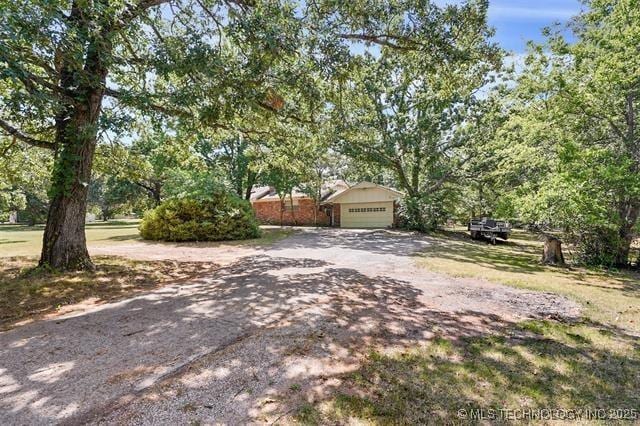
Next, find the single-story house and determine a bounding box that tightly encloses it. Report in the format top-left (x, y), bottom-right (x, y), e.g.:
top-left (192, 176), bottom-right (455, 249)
top-left (250, 181), bottom-right (403, 228)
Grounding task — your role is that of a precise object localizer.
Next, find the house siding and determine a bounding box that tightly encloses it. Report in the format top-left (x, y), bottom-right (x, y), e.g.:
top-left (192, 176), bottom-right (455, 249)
top-left (252, 198), bottom-right (330, 226)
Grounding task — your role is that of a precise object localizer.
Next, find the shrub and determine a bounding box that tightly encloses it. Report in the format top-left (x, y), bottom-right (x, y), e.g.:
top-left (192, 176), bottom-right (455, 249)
top-left (566, 225), bottom-right (622, 267)
top-left (397, 195), bottom-right (448, 232)
top-left (139, 192), bottom-right (261, 242)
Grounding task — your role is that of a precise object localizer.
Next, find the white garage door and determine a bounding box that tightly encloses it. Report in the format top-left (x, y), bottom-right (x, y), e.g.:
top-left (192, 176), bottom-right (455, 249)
top-left (340, 202), bottom-right (394, 228)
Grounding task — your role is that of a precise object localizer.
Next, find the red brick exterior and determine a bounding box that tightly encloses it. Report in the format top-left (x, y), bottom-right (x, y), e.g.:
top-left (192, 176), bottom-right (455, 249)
top-left (332, 203), bottom-right (340, 227)
top-left (252, 198), bottom-right (331, 226)
top-left (253, 198), bottom-right (398, 227)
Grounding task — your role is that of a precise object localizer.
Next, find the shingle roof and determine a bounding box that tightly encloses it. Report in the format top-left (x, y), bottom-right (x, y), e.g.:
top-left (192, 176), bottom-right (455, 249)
top-left (250, 180), bottom-right (350, 202)
top-left (249, 186), bottom-right (273, 201)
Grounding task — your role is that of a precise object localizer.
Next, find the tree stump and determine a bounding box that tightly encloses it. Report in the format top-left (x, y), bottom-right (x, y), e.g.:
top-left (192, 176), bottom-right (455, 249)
top-left (542, 234), bottom-right (565, 265)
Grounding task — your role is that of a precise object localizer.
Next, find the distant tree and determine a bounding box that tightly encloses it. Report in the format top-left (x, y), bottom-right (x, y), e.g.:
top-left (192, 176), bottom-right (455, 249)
top-left (0, 137), bottom-right (51, 224)
top-left (334, 1), bottom-right (502, 230)
top-left (88, 175), bottom-right (147, 221)
top-left (494, 0), bottom-right (640, 266)
top-left (196, 134), bottom-right (260, 201)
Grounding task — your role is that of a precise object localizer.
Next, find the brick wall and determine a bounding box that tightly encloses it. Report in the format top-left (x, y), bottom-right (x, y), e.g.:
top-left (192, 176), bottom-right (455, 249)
top-left (333, 203), bottom-right (340, 227)
top-left (252, 198), bottom-right (330, 226)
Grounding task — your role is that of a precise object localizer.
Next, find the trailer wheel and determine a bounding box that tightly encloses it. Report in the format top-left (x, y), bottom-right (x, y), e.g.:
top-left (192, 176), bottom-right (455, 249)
top-left (470, 231), bottom-right (479, 240)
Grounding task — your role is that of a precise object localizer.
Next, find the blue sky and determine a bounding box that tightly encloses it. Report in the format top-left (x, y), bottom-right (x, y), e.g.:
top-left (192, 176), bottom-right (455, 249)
top-left (483, 0), bottom-right (583, 52)
top-left (436, 0), bottom-right (584, 53)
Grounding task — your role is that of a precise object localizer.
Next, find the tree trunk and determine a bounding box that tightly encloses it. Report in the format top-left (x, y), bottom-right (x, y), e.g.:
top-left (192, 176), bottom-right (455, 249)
top-left (152, 181), bottom-right (162, 206)
top-left (244, 170), bottom-right (257, 201)
top-left (40, 126), bottom-right (98, 270)
top-left (614, 202), bottom-right (639, 266)
top-left (279, 196), bottom-right (285, 226)
top-left (39, 19), bottom-right (109, 270)
top-left (541, 235), bottom-right (565, 265)
top-left (289, 193), bottom-right (297, 225)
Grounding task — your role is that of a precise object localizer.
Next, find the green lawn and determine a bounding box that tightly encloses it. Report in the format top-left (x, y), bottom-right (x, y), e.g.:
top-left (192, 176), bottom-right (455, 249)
top-left (0, 221), bottom-right (293, 257)
top-left (416, 229), bottom-right (640, 332)
top-left (0, 220), bottom-right (141, 257)
top-left (303, 321), bottom-right (640, 424)
top-left (301, 229), bottom-right (640, 425)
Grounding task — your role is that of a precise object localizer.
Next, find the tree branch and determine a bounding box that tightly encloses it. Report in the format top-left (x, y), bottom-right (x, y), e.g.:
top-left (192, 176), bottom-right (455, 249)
top-left (338, 33), bottom-right (421, 51)
top-left (112, 0), bottom-right (172, 32)
top-left (0, 119), bottom-right (55, 150)
top-left (104, 87), bottom-right (193, 118)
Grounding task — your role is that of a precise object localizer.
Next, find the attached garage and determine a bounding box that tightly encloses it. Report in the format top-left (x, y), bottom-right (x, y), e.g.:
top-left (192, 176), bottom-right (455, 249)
top-left (340, 202), bottom-right (394, 228)
top-left (323, 182), bottom-right (403, 229)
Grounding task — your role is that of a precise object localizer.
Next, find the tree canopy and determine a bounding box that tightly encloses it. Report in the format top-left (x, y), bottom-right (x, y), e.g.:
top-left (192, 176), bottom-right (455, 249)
top-left (1, 0), bottom-right (638, 268)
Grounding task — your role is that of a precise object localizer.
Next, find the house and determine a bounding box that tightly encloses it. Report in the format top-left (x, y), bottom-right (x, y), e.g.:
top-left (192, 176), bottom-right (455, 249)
top-left (250, 181), bottom-right (403, 228)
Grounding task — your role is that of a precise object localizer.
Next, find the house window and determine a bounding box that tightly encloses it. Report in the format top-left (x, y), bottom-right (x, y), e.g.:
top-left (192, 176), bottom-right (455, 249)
top-left (348, 207), bottom-right (386, 213)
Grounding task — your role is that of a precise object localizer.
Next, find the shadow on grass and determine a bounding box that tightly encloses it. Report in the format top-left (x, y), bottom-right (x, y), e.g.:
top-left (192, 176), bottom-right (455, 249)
top-left (425, 230), bottom-right (545, 275)
top-left (131, 228), bottom-right (295, 247)
top-left (0, 256), bottom-right (218, 329)
top-left (0, 225), bottom-right (45, 232)
top-left (0, 240), bottom-right (27, 245)
top-left (422, 230), bottom-right (640, 297)
top-left (314, 320), bottom-right (640, 425)
top-left (103, 233), bottom-right (142, 242)
top-left (85, 220), bottom-right (139, 227)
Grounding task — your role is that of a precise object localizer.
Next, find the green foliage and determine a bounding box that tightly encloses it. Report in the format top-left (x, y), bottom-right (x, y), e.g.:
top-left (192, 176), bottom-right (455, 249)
top-left (0, 137), bottom-right (51, 224)
top-left (139, 192), bottom-right (260, 242)
top-left (487, 0), bottom-right (640, 266)
top-left (397, 194), bottom-right (452, 232)
top-left (567, 226), bottom-right (624, 268)
top-left (331, 1), bottom-right (503, 230)
top-left (88, 175), bottom-right (149, 221)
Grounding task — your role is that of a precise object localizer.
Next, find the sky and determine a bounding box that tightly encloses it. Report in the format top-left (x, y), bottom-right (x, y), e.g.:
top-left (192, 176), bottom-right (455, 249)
top-left (349, 0), bottom-right (585, 59)
top-left (479, 0), bottom-right (584, 53)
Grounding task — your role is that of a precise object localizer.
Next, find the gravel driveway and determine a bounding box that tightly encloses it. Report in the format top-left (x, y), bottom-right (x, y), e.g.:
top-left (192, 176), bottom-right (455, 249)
top-left (0, 228), bottom-right (580, 425)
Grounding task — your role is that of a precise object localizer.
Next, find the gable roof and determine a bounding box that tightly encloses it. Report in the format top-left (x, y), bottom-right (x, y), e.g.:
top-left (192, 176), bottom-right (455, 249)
top-left (249, 186), bottom-right (273, 201)
top-left (250, 180), bottom-right (350, 203)
top-left (323, 181), bottom-right (403, 204)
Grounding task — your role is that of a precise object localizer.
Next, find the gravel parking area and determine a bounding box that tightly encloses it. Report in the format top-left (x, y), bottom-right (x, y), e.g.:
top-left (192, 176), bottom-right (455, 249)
top-left (0, 228), bottom-right (580, 424)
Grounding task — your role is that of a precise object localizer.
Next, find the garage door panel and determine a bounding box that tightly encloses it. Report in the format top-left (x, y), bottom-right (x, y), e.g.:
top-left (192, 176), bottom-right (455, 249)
top-left (340, 202), bottom-right (393, 228)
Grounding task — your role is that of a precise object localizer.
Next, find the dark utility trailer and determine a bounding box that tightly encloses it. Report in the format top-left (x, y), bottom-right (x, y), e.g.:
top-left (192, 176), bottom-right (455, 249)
top-left (468, 218), bottom-right (511, 244)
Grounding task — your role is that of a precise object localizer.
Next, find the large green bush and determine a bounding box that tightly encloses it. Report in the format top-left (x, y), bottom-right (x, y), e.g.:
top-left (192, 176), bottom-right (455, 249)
top-left (139, 192), bottom-right (261, 242)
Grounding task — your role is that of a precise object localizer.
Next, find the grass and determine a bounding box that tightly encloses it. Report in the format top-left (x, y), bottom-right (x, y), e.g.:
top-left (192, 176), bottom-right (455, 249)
top-left (296, 228), bottom-right (640, 425)
top-left (0, 256), bottom-right (219, 330)
top-left (0, 220), bottom-right (142, 257)
top-left (416, 229), bottom-right (640, 333)
top-left (301, 320), bottom-right (640, 425)
top-left (0, 222), bottom-right (294, 328)
top-left (0, 221), bottom-right (295, 257)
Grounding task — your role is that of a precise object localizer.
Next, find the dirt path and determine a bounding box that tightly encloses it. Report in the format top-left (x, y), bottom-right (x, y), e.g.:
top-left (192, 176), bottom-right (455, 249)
top-left (0, 229), bottom-right (580, 425)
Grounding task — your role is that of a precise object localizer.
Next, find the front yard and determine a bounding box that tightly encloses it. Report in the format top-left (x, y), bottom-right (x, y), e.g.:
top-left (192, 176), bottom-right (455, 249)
top-left (0, 226), bottom-right (638, 424)
top-left (0, 220), bottom-right (293, 257)
top-left (302, 321), bottom-right (639, 424)
top-left (417, 229), bottom-right (640, 332)
top-left (297, 230), bottom-right (640, 425)
top-left (0, 222), bottom-right (293, 329)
